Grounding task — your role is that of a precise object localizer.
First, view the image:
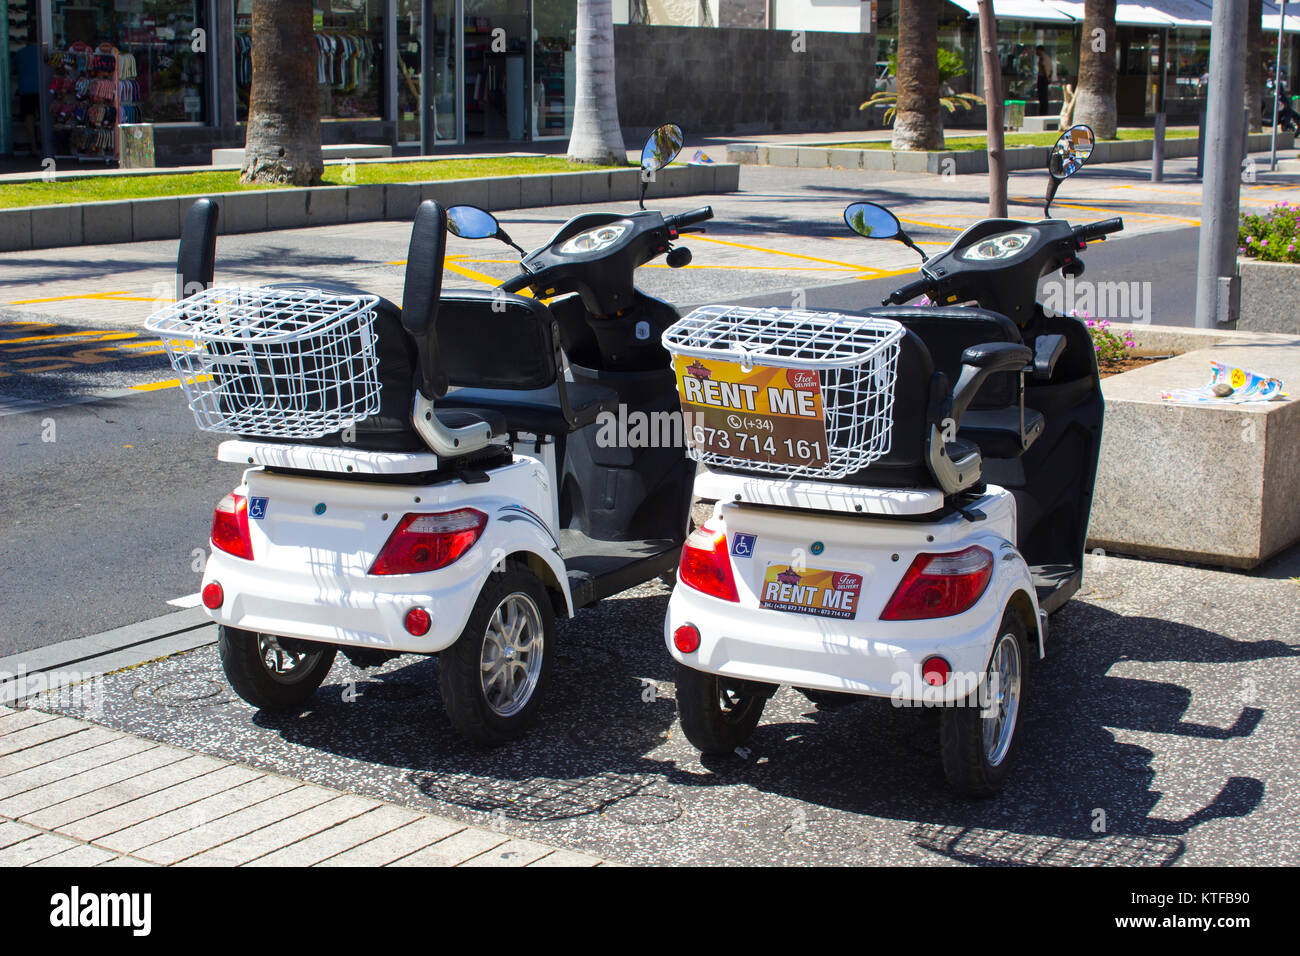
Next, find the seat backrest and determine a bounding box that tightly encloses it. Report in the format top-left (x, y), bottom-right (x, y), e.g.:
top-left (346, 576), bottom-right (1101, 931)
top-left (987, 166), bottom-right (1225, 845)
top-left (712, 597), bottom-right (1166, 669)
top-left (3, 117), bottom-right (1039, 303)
top-left (437, 289), bottom-right (560, 391)
top-left (882, 306), bottom-right (1021, 409)
top-left (401, 200), bottom-right (450, 398)
top-left (177, 198), bottom-right (219, 300)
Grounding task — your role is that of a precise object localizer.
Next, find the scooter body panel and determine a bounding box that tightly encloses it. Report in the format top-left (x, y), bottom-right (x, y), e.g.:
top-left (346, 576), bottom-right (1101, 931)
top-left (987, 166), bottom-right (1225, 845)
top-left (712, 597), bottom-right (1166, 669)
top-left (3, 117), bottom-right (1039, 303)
top-left (665, 487), bottom-right (1038, 704)
top-left (201, 454), bottom-right (572, 655)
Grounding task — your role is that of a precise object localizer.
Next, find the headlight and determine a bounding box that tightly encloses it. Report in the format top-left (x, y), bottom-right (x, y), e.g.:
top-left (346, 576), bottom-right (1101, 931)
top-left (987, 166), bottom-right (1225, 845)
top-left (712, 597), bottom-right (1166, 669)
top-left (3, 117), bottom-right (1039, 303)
top-left (960, 232), bottom-right (1032, 261)
top-left (559, 224), bottom-right (628, 255)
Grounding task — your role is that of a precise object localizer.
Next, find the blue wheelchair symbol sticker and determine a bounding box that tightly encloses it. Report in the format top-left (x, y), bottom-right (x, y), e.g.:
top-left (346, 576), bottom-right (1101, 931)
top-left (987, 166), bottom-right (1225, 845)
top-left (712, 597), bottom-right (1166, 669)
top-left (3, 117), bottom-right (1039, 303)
top-left (731, 532), bottom-right (757, 558)
top-left (248, 496), bottom-right (269, 520)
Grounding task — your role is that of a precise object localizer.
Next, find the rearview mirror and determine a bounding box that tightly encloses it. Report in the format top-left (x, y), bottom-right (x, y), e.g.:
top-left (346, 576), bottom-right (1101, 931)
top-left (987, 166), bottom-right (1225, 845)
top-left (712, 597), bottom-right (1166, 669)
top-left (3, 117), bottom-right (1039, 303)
top-left (1044, 124), bottom-right (1094, 217)
top-left (446, 205), bottom-right (500, 240)
top-left (842, 201), bottom-right (927, 262)
top-left (639, 123), bottom-right (684, 208)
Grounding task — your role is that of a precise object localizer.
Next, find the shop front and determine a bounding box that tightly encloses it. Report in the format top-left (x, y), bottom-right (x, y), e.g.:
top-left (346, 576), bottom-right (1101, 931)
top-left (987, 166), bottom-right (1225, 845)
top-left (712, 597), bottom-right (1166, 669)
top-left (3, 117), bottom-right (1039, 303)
top-left (2, 1), bottom-right (576, 166)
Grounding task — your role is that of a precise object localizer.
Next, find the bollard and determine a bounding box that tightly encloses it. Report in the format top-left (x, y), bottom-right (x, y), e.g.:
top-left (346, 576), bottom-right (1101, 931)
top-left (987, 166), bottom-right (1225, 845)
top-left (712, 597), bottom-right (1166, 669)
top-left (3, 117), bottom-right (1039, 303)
top-left (1152, 113), bottom-right (1165, 182)
top-left (1196, 106), bottom-right (1207, 178)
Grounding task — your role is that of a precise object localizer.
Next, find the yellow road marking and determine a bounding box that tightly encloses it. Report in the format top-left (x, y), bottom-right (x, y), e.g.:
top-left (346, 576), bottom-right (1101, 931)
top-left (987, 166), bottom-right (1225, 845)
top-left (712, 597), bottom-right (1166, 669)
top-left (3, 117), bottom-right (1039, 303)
top-left (8, 290), bottom-right (141, 305)
top-left (687, 234), bottom-right (882, 271)
top-left (0, 329), bottom-right (129, 345)
top-left (130, 374), bottom-right (210, 392)
top-left (3, 332), bottom-right (139, 351)
top-left (897, 217), bottom-right (963, 231)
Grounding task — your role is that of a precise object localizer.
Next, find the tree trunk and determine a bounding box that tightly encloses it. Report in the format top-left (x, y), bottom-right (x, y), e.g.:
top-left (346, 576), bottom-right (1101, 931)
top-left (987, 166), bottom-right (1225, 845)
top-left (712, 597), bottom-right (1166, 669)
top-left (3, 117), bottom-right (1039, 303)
top-left (1245, 0), bottom-right (1263, 133)
top-left (567, 0), bottom-right (626, 165)
top-left (1075, 0), bottom-right (1118, 139)
top-left (240, 0), bottom-right (322, 186)
top-left (892, 0), bottom-right (943, 150)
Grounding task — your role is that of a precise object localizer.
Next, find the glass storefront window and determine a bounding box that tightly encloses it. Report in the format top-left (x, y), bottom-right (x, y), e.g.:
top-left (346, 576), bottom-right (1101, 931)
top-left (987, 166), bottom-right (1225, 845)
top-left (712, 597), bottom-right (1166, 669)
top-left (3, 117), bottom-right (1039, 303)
top-left (463, 0), bottom-right (528, 140)
top-left (533, 0), bottom-right (574, 138)
top-left (235, 0), bottom-right (385, 122)
top-left (874, 2), bottom-right (975, 98)
top-left (996, 23), bottom-right (1075, 104)
top-left (1165, 29), bottom-right (1210, 108)
top-left (50, 0), bottom-right (208, 123)
top-left (396, 0), bottom-right (457, 145)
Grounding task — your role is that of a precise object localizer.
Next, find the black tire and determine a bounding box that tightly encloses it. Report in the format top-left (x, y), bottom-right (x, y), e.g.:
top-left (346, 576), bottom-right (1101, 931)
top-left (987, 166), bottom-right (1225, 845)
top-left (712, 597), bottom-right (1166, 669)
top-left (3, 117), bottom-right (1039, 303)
top-left (218, 626), bottom-right (337, 712)
top-left (439, 566), bottom-right (555, 745)
top-left (940, 608), bottom-right (1029, 798)
top-left (674, 661), bottom-right (769, 755)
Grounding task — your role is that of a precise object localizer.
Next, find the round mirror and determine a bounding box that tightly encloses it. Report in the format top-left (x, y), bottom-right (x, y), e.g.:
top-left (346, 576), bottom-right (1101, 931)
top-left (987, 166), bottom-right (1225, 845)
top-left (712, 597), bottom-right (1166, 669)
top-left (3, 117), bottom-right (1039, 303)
top-left (641, 124), bottom-right (684, 173)
top-left (1049, 124), bottom-right (1095, 180)
top-left (446, 205), bottom-right (499, 240)
top-left (843, 201), bottom-right (902, 239)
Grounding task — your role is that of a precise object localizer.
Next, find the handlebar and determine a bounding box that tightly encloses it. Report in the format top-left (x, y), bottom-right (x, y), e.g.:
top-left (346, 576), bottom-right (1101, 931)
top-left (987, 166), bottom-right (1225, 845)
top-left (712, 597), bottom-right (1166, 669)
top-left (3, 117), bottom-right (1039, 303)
top-left (666, 206), bottom-right (714, 231)
top-left (1073, 217), bottom-right (1124, 243)
top-left (883, 275), bottom-right (932, 306)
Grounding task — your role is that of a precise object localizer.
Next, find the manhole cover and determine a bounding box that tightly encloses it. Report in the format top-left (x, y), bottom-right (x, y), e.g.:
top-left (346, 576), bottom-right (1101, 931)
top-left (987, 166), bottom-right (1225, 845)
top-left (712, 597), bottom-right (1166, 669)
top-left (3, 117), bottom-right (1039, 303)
top-left (409, 769), bottom-right (647, 822)
top-left (131, 674), bottom-right (232, 707)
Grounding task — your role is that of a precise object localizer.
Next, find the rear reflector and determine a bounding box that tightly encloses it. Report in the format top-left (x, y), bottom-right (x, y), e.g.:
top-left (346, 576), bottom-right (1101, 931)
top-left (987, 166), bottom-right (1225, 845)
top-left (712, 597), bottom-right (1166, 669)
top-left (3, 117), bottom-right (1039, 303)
top-left (921, 655), bottom-right (951, 686)
top-left (673, 623), bottom-right (701, 653)
top-left (370, 509), bottom-right (487, 575)
top-left (881, 546), bottom-right (994, 620)
top-left (202, 581), bottom-right (224, 610)
top-left (211, 493), bottom-right (253, 561)
top-left (404, 607), bottom-right (432, 636)
top-left (677, 524), bottom-right (739, 603)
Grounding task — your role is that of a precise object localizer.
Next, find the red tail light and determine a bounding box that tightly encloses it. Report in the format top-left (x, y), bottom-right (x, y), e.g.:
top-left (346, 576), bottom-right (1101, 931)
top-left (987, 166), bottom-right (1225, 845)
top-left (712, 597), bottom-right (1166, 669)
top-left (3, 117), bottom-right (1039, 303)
top-left (211, 493), bottom-right (253, 561)
top-left (678, 525), bottom-right (738, 602)
top-left (369, 509), bottom-right (487, 575)
top-left (881, 546), bottom-right (993, 620)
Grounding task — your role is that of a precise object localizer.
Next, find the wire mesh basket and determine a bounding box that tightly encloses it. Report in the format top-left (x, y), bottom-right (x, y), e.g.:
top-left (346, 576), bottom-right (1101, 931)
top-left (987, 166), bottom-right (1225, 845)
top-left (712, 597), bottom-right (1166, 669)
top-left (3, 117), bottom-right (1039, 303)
top-left (144, 286), bottom-right (382, 439)
top-left (662, 305), bottom-right (904, 480)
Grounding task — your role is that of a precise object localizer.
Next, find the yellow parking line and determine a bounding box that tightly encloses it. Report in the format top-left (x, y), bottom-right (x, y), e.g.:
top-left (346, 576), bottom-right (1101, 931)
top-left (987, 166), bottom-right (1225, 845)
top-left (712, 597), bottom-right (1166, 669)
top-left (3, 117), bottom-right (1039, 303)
top-left (0, 329), bottom-right (127, 345)
top-left (897, 217), bottom-right (963, 231)
top-left (8, 290), bottom-right (140, 305)
top-left (687, 234), bottom-right (879, 271)
top-left (131, 375), bottom-right (209, 392)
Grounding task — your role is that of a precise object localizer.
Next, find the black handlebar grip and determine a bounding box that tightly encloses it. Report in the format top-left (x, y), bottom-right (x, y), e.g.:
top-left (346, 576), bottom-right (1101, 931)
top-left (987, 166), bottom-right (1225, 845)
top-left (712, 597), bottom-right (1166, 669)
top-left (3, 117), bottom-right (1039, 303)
top-left (500, 274), bottom-right (533, 294)
top-left (667, 206), bottom-right (714, 230)
top-left (884, 276), bottom-right (932, 306)
top-left (1074, 217), bottom-right (1124, 242)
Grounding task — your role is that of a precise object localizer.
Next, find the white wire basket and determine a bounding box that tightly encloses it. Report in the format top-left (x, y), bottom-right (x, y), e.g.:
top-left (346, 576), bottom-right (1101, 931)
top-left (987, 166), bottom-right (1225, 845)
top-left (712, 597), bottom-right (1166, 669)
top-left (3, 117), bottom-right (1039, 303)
top-left (662, 305), bottom-right (904, 480)
top-left (144, 286), bottom-right (382, 439)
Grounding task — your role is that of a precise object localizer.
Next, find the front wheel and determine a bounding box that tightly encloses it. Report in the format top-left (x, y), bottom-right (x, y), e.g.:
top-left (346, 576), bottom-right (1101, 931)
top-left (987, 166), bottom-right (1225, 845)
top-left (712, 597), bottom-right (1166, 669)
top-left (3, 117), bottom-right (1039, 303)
top-left (218, 626), bottom-right (337, 712)
top-left (674, 661), bottom-right (770, 755)
top-left (939, 609), bottom-right (1028, 798)
top-left (438, 566), bottom-right (555, 745)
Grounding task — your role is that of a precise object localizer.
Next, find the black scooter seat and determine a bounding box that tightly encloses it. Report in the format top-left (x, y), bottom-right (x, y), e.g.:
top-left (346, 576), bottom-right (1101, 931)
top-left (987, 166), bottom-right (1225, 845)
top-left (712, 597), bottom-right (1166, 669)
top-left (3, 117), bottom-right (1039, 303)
top-left (438, 381), bottom-right (618, 436)
top-left (959, 407), bottom-right (1045, 458)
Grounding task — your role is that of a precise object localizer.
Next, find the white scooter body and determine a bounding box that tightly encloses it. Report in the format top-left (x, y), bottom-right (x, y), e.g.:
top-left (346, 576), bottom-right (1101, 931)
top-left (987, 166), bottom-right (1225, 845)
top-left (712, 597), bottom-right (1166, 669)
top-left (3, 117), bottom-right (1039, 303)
top-left (202, 438), bottom-right (571, 655)
top-left (664, 470), bottom-right (1041, 706)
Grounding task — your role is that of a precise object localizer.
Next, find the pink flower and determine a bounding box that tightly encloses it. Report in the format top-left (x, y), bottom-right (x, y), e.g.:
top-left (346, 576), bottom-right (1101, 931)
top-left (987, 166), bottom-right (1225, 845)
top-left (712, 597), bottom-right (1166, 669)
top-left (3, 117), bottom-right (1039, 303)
top-left (1262, 239), bottom-right (1269, 247)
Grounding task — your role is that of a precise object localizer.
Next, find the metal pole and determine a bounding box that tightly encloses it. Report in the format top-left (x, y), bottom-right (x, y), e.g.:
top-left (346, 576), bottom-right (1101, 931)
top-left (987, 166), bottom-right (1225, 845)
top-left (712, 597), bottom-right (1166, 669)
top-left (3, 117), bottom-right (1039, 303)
top-left (1194, 0), bottom-right (1248, 329)
top-left (1152, 112), bottom-right (1165, 181)
top-left (1196, 105), bottom-right (1207, 177)
top-left (1271, 0), bottom-right (1287, 171)
top-left (977, 0), bottom-right (1006, 217)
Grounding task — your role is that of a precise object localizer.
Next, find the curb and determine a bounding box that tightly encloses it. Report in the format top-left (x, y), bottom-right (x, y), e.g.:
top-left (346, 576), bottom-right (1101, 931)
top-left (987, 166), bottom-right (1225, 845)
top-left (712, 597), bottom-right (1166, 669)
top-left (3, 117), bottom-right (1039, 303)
top-left (727, 133), bottom-right (1296, 174)
top-left (0, 163), bottom-right (741, 253)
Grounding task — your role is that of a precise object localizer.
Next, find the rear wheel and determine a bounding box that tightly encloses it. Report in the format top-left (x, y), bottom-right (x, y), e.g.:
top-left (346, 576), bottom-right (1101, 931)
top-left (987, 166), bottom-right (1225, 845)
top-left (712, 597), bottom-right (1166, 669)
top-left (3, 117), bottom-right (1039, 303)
top-left (218, 626), bottom-right (337, 711)
top-left (674, 661), bottom-right (770, 755)
top-left (939, 609), bottom-right (1028, 797)
top-left (439, 566), bottom-right (555, 745)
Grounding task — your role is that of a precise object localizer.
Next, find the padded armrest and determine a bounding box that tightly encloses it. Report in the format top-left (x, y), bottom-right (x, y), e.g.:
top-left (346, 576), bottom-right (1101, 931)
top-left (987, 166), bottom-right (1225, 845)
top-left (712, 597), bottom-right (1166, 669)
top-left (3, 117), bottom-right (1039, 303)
top-left (1031, 334), bottom-right (1067, 380)
top-left (950, 342), bottom-right (1031, 426)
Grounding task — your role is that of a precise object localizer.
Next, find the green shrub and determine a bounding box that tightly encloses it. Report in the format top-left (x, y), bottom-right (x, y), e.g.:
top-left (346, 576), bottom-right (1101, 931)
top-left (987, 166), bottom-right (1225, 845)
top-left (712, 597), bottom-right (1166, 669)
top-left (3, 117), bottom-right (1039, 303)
top-left (1239, 202), bottom-right (1300, 264)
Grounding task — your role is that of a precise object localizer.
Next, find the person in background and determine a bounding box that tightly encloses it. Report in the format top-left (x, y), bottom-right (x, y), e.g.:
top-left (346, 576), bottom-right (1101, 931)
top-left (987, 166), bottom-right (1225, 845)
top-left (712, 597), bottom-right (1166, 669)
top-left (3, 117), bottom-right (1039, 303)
top-left (16, 43), bottom-right (42, 156)
top-left (1036, 45), bottom-right (1053, 117)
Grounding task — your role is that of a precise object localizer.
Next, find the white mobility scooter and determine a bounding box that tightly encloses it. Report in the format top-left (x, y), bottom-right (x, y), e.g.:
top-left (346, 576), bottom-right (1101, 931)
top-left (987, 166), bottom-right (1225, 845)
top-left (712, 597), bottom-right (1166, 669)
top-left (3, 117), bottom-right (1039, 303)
top-left (147, 126), bottom-right (709, 744)
top-left (662, 126), bottom-right (1119, 795)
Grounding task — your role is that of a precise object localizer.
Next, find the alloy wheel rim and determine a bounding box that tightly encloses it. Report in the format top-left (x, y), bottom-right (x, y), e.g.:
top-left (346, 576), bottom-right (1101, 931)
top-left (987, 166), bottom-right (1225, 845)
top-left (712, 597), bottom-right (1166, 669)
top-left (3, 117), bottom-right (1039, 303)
top-left (259, 634), bottom-right (320, 684)
top-left (480, 592), bottom-right (544, 718)
top-left (981, 633), bottom-right (1022, 767)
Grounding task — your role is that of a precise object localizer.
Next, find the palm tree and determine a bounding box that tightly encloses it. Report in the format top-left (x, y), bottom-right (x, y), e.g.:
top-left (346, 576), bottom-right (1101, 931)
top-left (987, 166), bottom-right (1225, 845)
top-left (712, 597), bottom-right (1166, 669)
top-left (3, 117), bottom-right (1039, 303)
top-left (240, 0), bottom-right (322, 186)
top-left (1245, 0), bottom-right (1263, 133)
top-left (567, 0), bottom-right (626, 165)
top-left (1074, 0), bottom-right (1117, 139)
top-left (892, 0), bottom-right (944, 150)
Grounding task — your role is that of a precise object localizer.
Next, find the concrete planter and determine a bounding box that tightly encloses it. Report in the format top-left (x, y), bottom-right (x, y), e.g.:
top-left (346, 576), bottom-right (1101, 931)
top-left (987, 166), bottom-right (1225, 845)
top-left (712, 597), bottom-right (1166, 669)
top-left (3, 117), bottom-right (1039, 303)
top-left (1237, 258), bottom-right (1300, 334)
top-left (731, 132), bottom-right (1295, 175)
top-left (1087, 324), bottom-right (1300, 569)
top-left (0, 163), bottom-right (741, 251)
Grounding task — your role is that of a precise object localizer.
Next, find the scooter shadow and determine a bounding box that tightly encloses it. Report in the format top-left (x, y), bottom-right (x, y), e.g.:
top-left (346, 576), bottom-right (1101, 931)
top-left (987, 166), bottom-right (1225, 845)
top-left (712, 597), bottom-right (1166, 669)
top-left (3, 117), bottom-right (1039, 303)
top-left (251, 592), bottom-right (1290, 862)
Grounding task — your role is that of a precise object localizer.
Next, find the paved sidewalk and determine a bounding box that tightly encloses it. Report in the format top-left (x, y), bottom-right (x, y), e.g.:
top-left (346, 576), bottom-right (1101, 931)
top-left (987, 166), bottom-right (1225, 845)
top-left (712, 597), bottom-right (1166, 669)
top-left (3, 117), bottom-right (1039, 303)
top-left (0, 705), bottom-right (607, 867)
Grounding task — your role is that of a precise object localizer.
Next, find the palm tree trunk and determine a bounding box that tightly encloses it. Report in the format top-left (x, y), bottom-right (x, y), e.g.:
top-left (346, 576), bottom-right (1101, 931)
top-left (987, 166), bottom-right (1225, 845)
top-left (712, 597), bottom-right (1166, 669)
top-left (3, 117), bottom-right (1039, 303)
top-left (567, 0), bottom-right (626, 165)
top-left (1245, 0), bottom-right (1263, 133)
top-left (240, 0), bottom-right (322, 186)
top-left (892, 0), bottom-right (943, 150)
top-left (1075, 0), bottom-right (1118, 139)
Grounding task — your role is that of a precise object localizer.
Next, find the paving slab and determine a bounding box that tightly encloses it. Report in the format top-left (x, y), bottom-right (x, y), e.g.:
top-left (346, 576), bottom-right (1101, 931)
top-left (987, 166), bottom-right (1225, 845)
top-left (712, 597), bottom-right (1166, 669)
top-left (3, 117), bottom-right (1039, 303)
top-left (313, 815), bottom-right (466, 866)
top-left (181, 794), bottom-right (378, 866)
top-left (247, 804), bottom-right (422, 866)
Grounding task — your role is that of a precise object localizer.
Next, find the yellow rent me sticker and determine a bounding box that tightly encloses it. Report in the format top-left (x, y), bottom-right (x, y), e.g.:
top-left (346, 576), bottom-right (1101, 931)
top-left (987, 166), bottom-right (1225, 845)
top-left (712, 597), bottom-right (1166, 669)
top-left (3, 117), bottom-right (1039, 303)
top-left (759, 566), bottom-right (864, 620)
top-left (672, 356), bottom-right (830, 469)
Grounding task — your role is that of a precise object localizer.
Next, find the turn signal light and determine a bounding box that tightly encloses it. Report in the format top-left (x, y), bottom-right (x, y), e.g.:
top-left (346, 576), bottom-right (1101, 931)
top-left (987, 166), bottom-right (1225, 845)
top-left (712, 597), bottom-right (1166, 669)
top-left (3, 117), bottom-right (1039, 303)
top-left (677, 525), bottom-right (739, 603)
top-left (881, 546), bottom-right (993, 620)
top-left (370, 509), bottom-right (487, 575)
top-left (211, 493), bottom-right (253, 561)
